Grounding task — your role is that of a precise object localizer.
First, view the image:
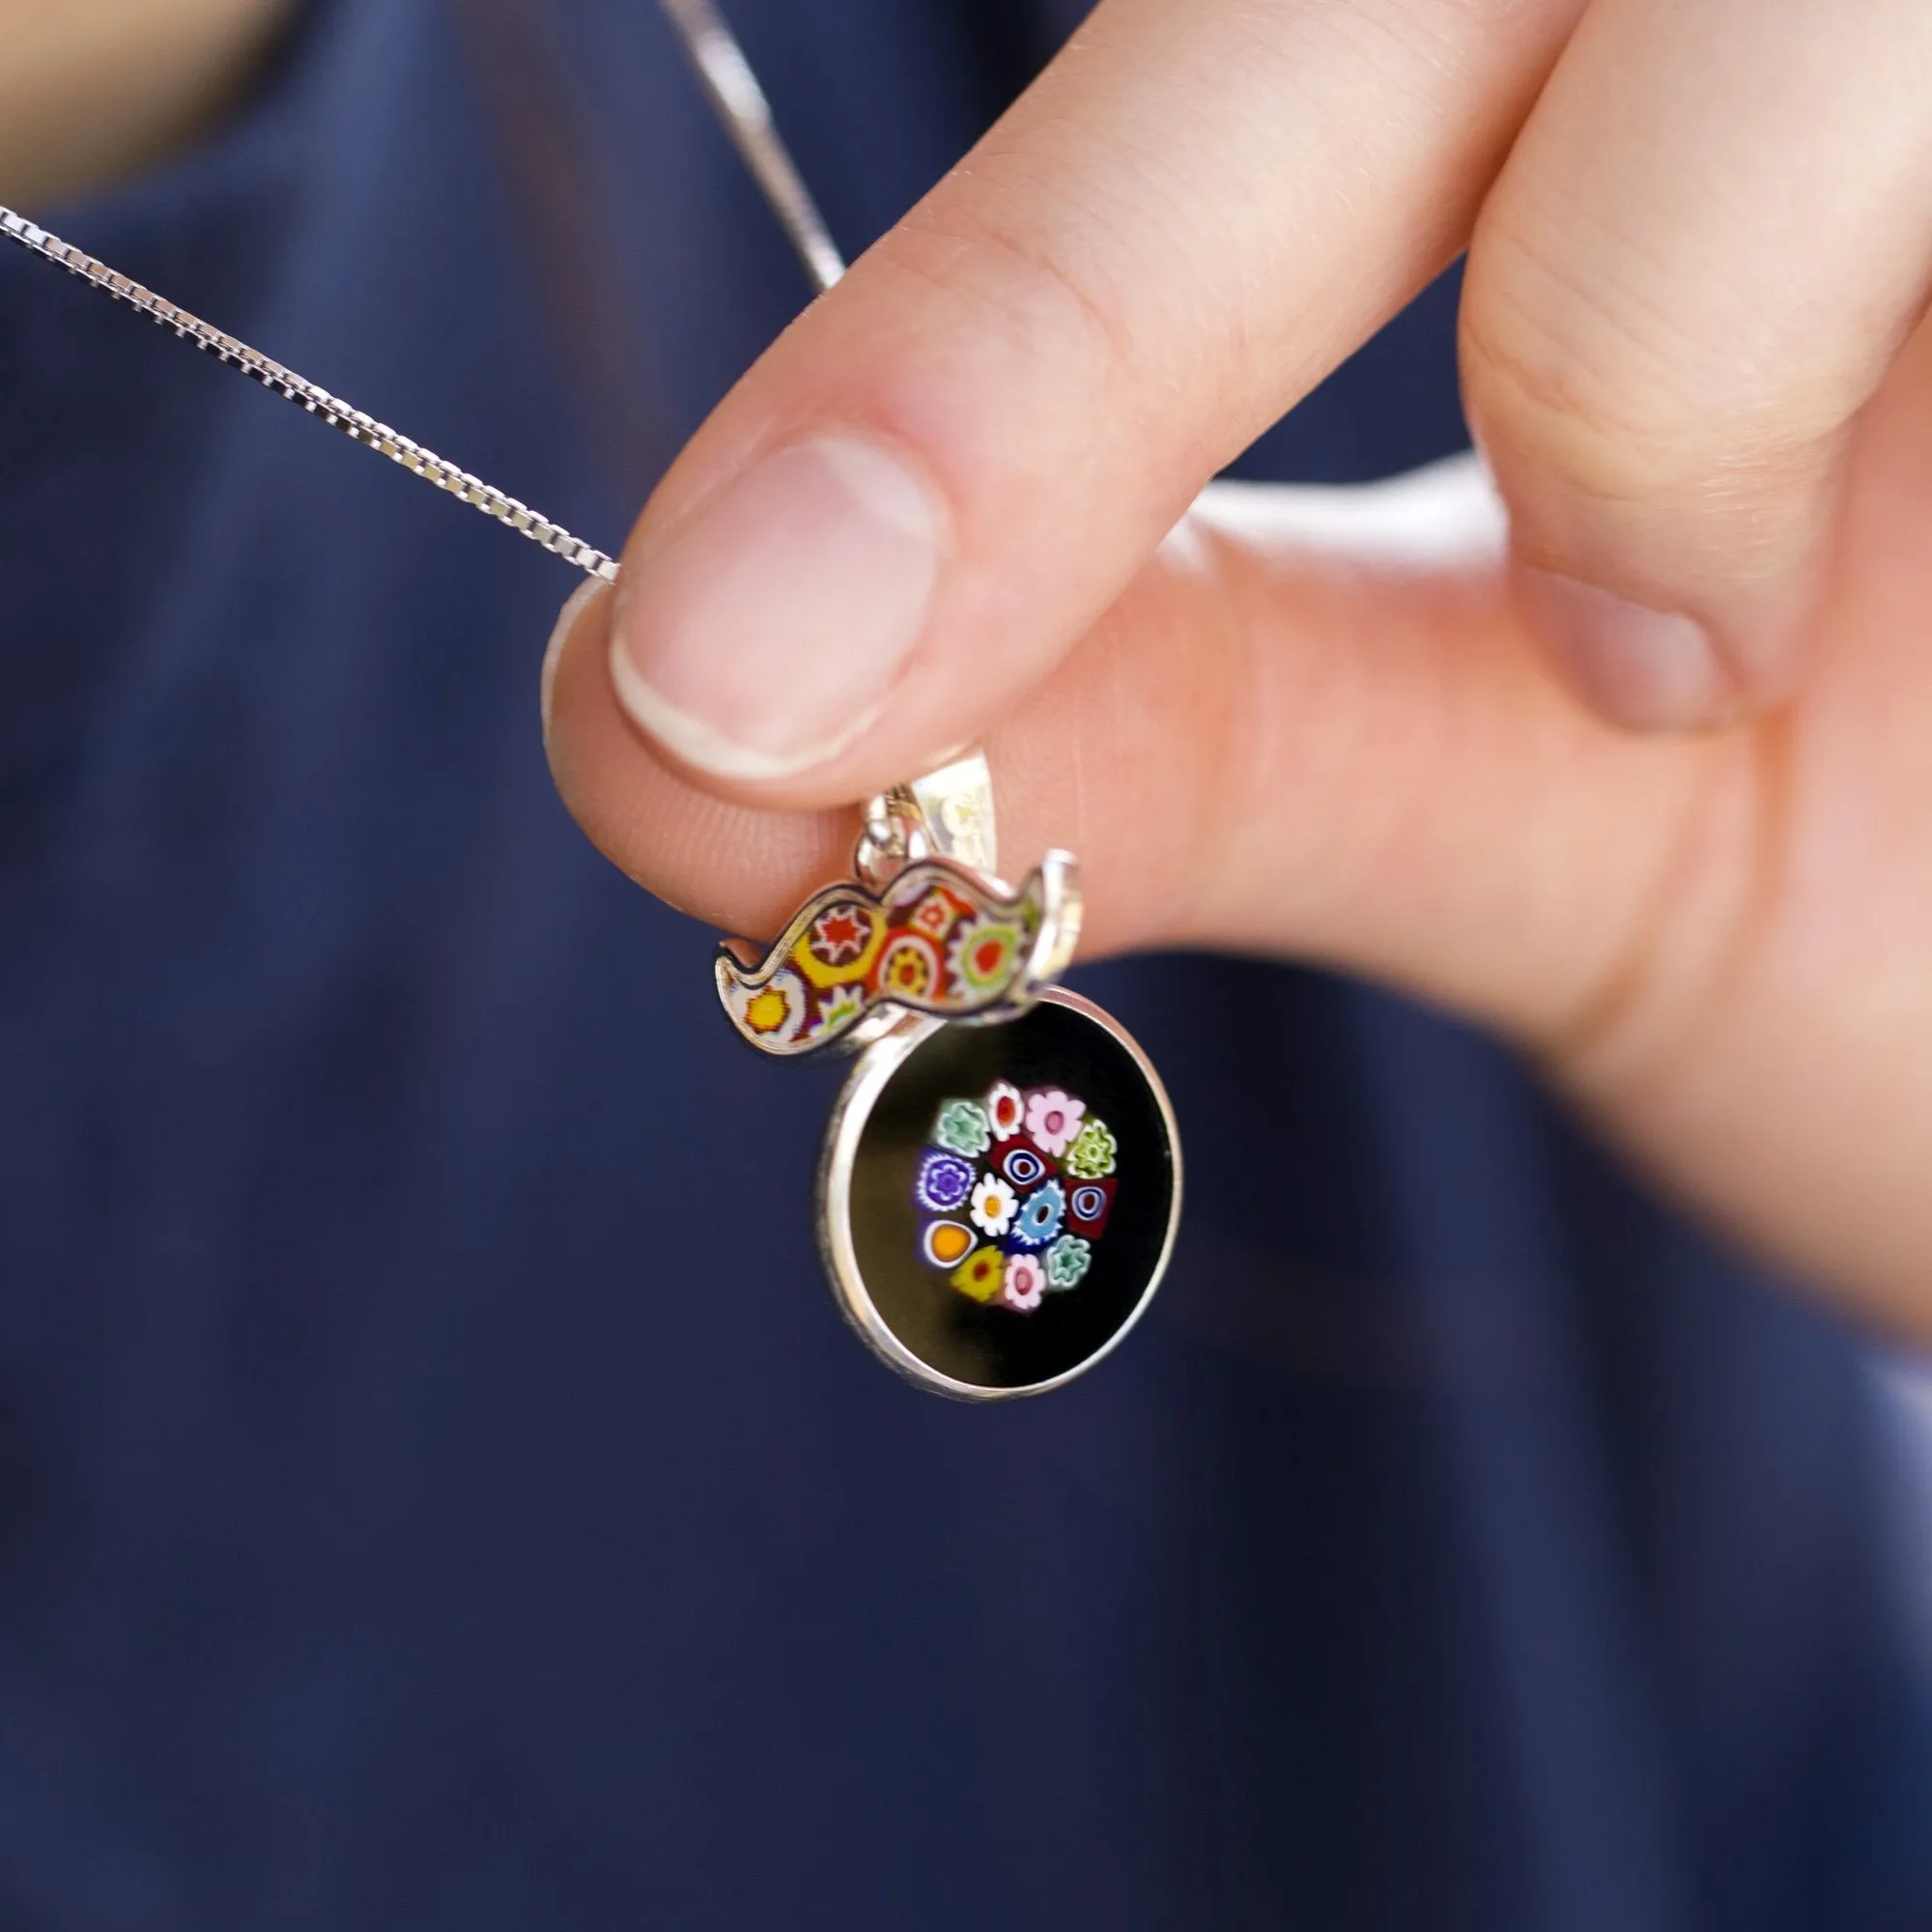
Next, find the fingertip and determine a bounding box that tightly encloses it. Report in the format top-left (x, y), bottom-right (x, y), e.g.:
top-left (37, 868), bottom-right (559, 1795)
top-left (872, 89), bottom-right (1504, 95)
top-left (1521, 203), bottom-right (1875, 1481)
top-left (1511, 562), bottom-right (1740, 733)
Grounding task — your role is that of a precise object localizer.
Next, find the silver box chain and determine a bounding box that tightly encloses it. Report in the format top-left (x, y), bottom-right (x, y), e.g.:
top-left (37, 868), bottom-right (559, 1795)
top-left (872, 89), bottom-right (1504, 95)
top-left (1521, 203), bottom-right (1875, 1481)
top-left (0, 3), bottom-right (839, 587)
top-left (0, 206), bottom-right (620, 582)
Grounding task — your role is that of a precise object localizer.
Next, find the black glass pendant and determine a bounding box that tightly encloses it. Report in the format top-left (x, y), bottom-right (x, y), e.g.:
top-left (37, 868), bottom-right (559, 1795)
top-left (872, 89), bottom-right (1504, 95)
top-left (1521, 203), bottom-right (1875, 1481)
top-left (817, 988), bottom-right (1181, 1399)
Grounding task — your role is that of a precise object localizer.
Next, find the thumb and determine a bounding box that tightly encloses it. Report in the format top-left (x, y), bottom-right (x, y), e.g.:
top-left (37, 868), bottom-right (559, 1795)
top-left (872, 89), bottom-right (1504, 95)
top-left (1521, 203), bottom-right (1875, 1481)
top-left (590, 0), bottom-right (1580, 808)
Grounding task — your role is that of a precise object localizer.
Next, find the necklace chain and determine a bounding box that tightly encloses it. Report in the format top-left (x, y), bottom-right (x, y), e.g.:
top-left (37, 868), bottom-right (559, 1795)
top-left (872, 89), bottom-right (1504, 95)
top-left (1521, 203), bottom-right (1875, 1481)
top-left (0, 206), bottom-right (619, 582)
top-left (0, 3), bottom-right (841, 585)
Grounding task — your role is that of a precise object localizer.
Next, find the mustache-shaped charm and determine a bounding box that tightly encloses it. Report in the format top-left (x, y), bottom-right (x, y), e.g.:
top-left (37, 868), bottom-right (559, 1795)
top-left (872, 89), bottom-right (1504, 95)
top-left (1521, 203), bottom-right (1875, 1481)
top-left (716, 851), bottom-right (1082, 1060)
top-left (724, 754), bottom-right (1183, 1402)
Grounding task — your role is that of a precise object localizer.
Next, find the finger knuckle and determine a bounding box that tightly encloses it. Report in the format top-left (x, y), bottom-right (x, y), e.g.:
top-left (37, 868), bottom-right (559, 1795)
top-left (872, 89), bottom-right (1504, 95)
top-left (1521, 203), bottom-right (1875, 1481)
top-left (1460, 225), bottom-right (1834, 522)
top-left (889, 195), bottom-right (1135, 384)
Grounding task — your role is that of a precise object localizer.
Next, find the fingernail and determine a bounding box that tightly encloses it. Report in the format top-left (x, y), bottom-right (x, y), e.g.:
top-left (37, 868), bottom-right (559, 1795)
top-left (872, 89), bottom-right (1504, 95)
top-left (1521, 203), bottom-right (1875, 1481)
top-left (1515, 565), bottom-right (1731, 731)
top-left (609, 433), bottom-right (944, 780)
top-left (541, 576), bottom-right (611, 750)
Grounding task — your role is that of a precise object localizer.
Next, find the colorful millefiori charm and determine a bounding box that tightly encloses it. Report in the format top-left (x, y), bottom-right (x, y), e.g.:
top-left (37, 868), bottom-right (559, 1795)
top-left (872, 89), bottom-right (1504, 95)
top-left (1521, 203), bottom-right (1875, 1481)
top-left (934, 1098), bottom-right (992, 1156)
top-left (1065, 1117), bottom-right (1119, 1179)
top-left (922, 1221), bottom-right (976, 1268)
top-left (1044, 1236), bottom-right (1092, 1290)
top-left (717, 852), bottom-right (1079, 1060)
top-left (1066, 1179), bottom-right (1116, 1237)
top-left (1025, 1089), bottom-right (1086, 1158)
top-left (1001, 1254), bottom-right (1046, 1313)
top-left (914, 1148), bottom-right (976, 1215)
top-left (969, 1172), bottom-right (1019, 1238)
top-left (911, 1083), bottom-right (1115, 1315)
top-left (950, 1246), bottom-right (1006, 1304)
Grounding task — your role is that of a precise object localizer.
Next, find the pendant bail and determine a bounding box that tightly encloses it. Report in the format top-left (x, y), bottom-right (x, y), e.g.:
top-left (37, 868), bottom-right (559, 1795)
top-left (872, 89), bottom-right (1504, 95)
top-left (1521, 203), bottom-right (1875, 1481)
top-left (856, 752), bottom-right (1001, 891)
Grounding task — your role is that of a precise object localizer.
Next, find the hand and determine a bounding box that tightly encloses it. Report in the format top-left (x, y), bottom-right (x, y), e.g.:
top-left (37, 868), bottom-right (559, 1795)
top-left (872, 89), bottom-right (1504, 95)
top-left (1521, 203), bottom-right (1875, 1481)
top-left (544, 0), bottom-right (1932, 1336)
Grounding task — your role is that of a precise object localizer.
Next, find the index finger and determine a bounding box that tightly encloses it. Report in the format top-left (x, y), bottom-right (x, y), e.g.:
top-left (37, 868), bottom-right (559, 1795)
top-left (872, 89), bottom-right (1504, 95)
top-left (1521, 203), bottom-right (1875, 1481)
top-left (597, 0), bottom-right (1581, 804)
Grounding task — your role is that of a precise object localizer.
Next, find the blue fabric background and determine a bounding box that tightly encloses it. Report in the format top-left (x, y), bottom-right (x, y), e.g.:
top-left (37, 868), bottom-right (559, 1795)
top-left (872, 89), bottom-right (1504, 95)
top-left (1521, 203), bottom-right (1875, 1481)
top-left (0, 2), bottom-right (1926, 1925)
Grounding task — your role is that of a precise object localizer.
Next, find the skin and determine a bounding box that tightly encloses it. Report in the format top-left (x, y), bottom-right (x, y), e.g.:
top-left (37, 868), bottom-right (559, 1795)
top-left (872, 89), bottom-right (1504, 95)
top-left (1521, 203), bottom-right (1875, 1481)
top-left (0, 0), bottom-right (289, 206)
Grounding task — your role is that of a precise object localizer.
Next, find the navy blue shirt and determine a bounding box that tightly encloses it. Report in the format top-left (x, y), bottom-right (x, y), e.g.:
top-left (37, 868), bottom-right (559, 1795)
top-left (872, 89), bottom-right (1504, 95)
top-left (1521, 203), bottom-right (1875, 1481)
top-left (1, 2), bottom-right (1927, 1925)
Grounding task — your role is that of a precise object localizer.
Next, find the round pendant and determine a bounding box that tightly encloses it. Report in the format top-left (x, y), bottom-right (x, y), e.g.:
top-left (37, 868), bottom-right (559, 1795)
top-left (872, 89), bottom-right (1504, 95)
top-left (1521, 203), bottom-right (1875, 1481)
top-left (817, 987), bottom-right (1181, 1401)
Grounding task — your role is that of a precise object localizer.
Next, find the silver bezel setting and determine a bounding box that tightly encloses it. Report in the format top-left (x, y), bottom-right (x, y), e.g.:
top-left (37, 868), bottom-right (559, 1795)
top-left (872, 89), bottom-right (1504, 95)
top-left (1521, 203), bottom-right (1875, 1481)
top-left (814, 985), bottom-right (1182, 1402)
